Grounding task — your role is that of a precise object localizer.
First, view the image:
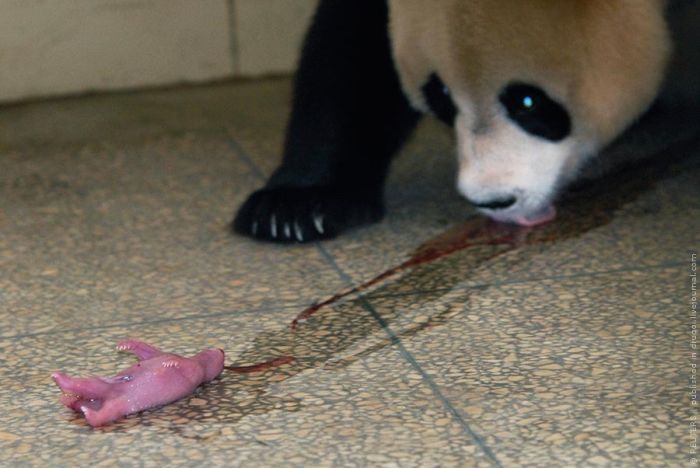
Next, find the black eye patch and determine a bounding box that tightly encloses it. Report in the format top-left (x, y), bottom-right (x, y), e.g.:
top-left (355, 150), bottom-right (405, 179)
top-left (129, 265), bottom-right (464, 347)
top-left (421, 73), bottom-right (457, 126)
top-left (499, 83), bottom-right (571, 141)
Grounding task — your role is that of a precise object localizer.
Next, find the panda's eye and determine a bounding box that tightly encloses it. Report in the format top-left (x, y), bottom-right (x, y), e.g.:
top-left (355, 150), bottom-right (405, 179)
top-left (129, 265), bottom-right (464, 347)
top-left (499, 83), bottom-right (571, 141)
top-left (421, 73), bottom-right (457, 126)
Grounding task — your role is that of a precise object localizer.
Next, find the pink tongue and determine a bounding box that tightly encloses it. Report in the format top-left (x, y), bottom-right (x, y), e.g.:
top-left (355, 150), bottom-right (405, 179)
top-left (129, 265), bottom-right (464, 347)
top-left (514, 204), bottom-right (557, 227)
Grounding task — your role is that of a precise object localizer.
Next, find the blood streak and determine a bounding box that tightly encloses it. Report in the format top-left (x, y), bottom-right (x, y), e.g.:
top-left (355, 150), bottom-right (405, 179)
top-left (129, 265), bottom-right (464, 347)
top-left (225, 356), bottom-right (296, 374)
top-left (292, 219), bottom-right (524, 329)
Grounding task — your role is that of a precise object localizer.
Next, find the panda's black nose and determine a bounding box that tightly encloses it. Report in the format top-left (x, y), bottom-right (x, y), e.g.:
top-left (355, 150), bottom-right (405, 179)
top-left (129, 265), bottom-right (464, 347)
top-left (470, 196), bottom-right (517, 210)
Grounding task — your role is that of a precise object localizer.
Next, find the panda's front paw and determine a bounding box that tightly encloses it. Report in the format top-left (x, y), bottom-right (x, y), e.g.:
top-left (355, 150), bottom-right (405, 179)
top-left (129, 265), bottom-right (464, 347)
top-left (232, 186), bottom-right (384, 243)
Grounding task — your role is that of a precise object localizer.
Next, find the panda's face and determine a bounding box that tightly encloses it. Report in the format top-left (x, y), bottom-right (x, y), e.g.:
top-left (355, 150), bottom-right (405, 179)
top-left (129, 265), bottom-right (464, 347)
top-left (423, 74), bottom-right (588, 226)
top-left (457, 83), bottom-right (576, 226)
top-left (392, 0), bottom-right (671, 227)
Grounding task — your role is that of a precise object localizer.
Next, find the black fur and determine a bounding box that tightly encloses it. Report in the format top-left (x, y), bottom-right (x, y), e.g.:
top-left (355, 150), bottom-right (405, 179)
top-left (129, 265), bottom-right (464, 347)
top-left (233, 0), bottom-right (421, 243)
top-left (499, 83), bottom-right (572, 142)
top-left (421, 74), bottom-right (457, 126)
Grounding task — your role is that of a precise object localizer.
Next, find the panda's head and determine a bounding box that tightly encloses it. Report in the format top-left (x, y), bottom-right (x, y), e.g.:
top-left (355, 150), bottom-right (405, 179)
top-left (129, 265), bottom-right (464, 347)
top-left (390, 0), bottom-right (671, 226)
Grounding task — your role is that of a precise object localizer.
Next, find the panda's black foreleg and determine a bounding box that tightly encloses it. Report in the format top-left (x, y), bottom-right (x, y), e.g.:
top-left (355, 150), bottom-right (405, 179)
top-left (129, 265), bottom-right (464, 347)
top-left (233, 0), bottom-right (421, 243)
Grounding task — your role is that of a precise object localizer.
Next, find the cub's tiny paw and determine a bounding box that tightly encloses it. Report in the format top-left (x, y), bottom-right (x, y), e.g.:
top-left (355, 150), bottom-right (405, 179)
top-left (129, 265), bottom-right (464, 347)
top-left (232, 186), bottom-right (383, 243)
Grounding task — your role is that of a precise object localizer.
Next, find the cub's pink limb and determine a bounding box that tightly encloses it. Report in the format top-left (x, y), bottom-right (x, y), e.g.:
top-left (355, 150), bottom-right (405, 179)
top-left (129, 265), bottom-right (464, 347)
top-left (51, 339), bottom-right (225, 427)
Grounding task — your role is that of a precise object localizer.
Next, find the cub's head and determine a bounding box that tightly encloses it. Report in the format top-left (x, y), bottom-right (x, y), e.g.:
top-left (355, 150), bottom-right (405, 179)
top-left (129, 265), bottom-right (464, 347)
top-left (390, 0), bottom-right (671, 225)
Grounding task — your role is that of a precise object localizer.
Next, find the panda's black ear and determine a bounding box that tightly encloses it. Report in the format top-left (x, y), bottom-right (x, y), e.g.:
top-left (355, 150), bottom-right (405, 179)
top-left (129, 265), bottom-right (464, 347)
top-left (421, 74), bottom-right (457, 126)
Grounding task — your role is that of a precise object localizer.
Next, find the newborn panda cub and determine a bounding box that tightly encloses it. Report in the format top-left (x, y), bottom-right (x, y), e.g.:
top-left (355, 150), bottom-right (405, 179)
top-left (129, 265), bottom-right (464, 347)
top-left (234, 0), bottom-right (678, 243)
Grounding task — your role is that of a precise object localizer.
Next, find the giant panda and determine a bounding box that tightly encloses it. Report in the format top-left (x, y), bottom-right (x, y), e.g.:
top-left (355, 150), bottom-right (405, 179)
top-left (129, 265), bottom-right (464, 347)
top-left (234, 0), bottom-right (698, 243)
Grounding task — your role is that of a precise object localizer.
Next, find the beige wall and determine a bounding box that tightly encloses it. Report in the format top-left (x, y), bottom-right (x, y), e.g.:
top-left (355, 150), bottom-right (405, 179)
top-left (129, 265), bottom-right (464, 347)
top-left (0, 0), bottom-right (318, 103)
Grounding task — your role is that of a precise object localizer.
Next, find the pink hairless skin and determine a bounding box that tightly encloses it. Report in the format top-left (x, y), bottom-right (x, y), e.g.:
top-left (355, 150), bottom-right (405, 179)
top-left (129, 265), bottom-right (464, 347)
top-left (51, 339), bottom-right (225, 427)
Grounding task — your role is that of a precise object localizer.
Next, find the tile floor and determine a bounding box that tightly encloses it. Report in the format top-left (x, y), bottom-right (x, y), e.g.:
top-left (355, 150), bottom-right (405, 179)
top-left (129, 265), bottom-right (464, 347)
top-left (0, 79), bottom-right (698, 466)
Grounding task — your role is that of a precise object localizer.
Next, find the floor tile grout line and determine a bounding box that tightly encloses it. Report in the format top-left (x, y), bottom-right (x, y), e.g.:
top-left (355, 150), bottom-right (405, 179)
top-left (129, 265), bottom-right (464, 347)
top-left (361, 297), bottom-right (502, 467)
top-left (224, 134), bottom-right (499, 464)
top-left (364, 260), bottom-right (686, 300)
top-left (1, 303), bottom-right (307, 342)
top-left (225, 0), bottom-right (241, 74)
top-left (316, 244), bottom-right (502, 467)
top-left (226, 135), bottom-right (269, 182)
